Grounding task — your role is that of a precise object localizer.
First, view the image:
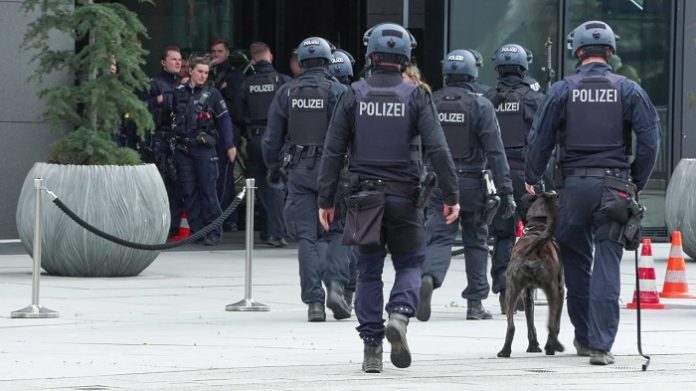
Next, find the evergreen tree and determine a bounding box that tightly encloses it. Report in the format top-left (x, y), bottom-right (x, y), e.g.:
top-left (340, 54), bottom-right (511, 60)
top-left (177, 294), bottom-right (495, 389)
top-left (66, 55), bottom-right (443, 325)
top-left (22, 0), bottom-right (154, 165)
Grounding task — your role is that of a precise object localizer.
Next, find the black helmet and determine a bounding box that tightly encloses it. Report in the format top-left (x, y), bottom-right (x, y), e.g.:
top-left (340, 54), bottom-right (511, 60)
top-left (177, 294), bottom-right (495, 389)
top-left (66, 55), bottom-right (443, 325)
top-left (442, 49), bottom-right (480, 79)
top-left (363, 23), bottom-right (416, 62)
top-left (296, 37), bottom-right (333, 65)
top-left (330, 49), bottom-right (355, 78)
top-left (567, 20), bottom-right (618, 58)
top-left (492, 44), bottom-right (533, 74)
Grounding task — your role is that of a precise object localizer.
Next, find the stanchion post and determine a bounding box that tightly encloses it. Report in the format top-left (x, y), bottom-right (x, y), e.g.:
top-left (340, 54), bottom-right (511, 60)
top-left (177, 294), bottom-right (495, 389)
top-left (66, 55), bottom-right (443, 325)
top-left (11, 178), bottom-right (59, 319)
top-left (226, 178), bottom-right (269, 312)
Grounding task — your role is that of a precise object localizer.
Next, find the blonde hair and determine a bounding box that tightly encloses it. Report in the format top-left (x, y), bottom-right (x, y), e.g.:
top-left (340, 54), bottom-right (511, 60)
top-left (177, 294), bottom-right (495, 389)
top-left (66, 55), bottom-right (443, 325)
top-left (402, 64), bottom-right (431, 94)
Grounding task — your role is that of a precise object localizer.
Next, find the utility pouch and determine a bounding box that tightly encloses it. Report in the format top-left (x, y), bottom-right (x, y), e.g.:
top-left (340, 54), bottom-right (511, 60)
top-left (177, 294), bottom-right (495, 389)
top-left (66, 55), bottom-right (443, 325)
top-left (481, 170), bottom-right (501, 225)
top-left (602, 175), bottom-right (641, 250)
top-left (342, 190), bottom-right (385, 246)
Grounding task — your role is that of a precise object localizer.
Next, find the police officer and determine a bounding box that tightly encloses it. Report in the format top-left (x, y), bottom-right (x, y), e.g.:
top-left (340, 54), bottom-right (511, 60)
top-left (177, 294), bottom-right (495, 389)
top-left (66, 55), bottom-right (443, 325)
top-left (241, 42), bottom-right (291, 247)
top-left (173, 56), bottom-right (237, 246)
top-left (263, 37), bottom-right (352, 322)
top-left (143, 46), bottom-right (185, 239)
top-left (330, 49), bottom-right (355, 85)
top-left (525, 21), bottom-right (660, 365)
top-left (416, 49), bottom-right (515, 322)
top-left (318, 23), bottom-right (460, 372)
top-left (210, 39), bottom-right (245, 232)
top-left (484, 44), bottom-right (545, 314)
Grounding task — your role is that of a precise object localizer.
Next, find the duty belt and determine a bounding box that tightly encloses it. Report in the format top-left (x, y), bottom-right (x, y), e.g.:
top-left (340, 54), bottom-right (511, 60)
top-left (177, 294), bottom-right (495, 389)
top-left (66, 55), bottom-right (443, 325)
top-left (456, 169), bottom-right (482, 179)
top-left (247, 125), bottom-right (266, 137)
top-left (562, 167), bottom-right (629, 179)
top-left (359, 179), bottom-right (417, 198)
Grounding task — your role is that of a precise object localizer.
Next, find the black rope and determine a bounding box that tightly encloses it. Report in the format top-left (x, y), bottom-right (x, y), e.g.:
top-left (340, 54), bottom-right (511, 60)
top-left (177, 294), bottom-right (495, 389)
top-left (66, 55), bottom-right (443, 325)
top-left (51, 190), bottom-right (245, 251)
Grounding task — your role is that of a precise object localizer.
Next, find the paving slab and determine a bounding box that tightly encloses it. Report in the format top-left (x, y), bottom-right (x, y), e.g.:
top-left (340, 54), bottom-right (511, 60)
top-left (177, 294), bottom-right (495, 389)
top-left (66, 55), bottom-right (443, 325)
top-left (1, 243), bottom-right (695, 390)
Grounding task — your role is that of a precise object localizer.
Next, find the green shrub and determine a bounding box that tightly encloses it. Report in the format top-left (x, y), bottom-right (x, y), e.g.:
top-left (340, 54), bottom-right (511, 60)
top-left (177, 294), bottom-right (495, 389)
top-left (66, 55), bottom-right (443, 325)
top-left (22, 0), bottom-right (154, 165)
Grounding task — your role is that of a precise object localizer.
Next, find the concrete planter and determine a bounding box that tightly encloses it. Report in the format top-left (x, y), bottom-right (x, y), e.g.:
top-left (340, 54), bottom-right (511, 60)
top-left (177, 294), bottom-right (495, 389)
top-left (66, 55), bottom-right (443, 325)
top-left (16, 163), bottom-right (170, 276)
top-left (665, 158), bottom-right (696, 260)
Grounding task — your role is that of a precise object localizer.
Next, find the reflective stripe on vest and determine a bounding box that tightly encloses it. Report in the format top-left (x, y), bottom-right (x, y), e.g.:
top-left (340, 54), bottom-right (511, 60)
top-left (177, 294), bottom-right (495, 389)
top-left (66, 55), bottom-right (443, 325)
top-left (352, 80), bottom-right (416, 167)
top-left (563, 73), bottom-right (626, 152)
top-left (433, 89), bottom-right (478, 158)
top-left (287, 79), bottom-right (331, 145)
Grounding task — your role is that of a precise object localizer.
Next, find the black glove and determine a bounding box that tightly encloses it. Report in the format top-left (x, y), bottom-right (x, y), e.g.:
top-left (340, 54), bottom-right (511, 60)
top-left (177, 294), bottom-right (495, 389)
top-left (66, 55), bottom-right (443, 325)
top-left (267, 169), bottom-right (282, 185)
top-left (501, 194), bottom-right (516, 220)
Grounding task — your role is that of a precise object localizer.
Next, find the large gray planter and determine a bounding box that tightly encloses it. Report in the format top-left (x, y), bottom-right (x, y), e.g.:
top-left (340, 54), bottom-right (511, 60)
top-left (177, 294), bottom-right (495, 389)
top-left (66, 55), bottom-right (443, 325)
top-left (16, 163), bottom-right (170, 277)
top-left (665, 158), bottom-right (696, 260)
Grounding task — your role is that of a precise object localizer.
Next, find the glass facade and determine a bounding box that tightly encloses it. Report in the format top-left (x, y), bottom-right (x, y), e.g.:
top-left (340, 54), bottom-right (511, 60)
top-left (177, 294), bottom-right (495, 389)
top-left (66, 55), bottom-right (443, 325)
top-left (449, 0), bottom-right (674, 236)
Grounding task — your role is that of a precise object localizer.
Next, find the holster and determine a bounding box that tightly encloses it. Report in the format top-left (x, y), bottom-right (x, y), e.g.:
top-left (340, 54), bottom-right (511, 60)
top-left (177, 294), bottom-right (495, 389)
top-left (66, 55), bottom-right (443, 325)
top-left (603, 175), bottom-right (642, 250)
top-left (342, 190), bottom-right (385, 246)
top-left (415, 171), bottom-right (437, 209)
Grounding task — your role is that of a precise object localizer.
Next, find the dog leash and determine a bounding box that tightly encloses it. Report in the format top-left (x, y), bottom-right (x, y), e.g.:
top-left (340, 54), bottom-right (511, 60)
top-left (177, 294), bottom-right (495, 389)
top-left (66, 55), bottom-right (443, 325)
top-left (634, 247), bottom-right (650, 371)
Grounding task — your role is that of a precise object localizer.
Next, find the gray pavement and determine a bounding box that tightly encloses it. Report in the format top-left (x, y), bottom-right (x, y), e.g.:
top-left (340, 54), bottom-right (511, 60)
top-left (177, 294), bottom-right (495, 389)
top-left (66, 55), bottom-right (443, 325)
top-left (1, 242), bottom-right (696, 390)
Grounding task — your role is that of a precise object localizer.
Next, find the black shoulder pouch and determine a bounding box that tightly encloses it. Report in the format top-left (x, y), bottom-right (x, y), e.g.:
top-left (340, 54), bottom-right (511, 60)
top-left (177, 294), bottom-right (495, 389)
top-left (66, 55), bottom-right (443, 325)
top-left (342, 190), bottom-right (385, 246)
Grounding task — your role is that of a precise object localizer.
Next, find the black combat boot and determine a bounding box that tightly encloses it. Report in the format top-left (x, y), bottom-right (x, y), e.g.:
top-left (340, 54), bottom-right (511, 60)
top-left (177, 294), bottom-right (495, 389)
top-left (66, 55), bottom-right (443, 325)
top-left (416, 275), bottom-right (434, 321)
top-left (362, 343), bottom-right (383, 373)
top-left (326, 282), bottom-right (351, 320)
top-left (385, 313), bottom-right (411, 368)
top-left (307, 302), bottom-right (326, 322)
top-left (466, 299), bottom-right (492, 320)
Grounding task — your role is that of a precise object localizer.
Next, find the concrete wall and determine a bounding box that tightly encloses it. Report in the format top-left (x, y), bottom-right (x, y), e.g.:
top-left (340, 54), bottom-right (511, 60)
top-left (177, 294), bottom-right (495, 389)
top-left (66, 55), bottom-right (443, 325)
top-left (0, 2), bottom-right (70, 239)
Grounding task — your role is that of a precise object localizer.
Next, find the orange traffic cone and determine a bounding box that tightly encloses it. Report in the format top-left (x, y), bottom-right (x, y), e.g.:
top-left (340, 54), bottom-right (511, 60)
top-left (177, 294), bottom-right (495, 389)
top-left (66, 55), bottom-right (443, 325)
top-left (178, 211), bottom-right (191, 239)
top-left (660, 231), bottom-right (696, 299)
top-left (627, 239), bottom-right (665, 309)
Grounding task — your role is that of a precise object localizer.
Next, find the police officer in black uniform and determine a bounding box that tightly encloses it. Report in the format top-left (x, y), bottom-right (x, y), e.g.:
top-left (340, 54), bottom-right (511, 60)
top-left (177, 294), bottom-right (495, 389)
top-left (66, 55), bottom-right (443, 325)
top-left (143, 46), bottom-right (185, 239)
top-left (484, 44), bottom-right (545, 314)
top-left (525, 21), bottom-right (660, 365)
top-left (318, 23), bottom-right (460, 373)
top-left (173, 56), bottom-right (237, 246)
top-left (416, 49), bottom-right (515, 322)
top-left (263, 37), bottom-right (352, 322)
top-left (241, 42), bottom-right (291, 247)
top-left (210, 39), bottom-right (246, 232)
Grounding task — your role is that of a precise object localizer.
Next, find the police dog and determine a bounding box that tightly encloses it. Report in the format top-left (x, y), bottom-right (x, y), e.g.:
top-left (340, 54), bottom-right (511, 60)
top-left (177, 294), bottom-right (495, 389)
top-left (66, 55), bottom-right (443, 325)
top-left (497, 191), bottom-right (565, 358)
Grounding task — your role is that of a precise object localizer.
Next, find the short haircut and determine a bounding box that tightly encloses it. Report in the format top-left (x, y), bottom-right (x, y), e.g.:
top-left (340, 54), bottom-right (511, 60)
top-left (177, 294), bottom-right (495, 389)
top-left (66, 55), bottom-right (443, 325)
top-left (188, 55), bottom-right (211, 70)
top-left (249, 41), bottom-right (270, 59)
top-left (210, 39), bottom-right (230, 50)
top-left (161, 46), bottom-right (181, 61)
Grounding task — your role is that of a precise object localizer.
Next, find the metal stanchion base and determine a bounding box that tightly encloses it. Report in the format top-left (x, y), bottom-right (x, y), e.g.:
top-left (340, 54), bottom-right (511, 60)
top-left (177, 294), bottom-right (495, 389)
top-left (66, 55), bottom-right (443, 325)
top-left (11, 304), bottom-right (59, 318)
top-left (225, 299), bottom-right (270, 312)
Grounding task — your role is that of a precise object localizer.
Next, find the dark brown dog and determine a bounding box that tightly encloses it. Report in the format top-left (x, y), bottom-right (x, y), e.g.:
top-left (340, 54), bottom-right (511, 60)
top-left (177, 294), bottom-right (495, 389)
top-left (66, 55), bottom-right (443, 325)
top-left (497, 192), bottom-right (565, 358)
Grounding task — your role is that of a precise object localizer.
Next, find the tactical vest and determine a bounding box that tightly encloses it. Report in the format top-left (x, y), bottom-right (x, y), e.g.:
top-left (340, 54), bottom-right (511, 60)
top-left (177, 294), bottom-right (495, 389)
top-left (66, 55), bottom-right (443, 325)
top-left (351, 80), bottom-right (417, 168)
top-left (174, 85), bottom-right (214, 136)
top-left (562, 73), bottom-right (627, 153)
top-left (488, 86), bottom-right (528, 149)
top-left (287, 79), bottom-right (331, 145)
top-left (245, 71), bottom-right (280, 124)
top-left (433, 89), bottom-right (478, 158)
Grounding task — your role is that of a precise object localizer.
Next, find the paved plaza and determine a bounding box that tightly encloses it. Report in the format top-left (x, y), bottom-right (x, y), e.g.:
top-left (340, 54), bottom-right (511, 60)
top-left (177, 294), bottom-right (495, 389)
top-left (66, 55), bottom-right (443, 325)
top-left (1, 239), bottom-right (696, 390)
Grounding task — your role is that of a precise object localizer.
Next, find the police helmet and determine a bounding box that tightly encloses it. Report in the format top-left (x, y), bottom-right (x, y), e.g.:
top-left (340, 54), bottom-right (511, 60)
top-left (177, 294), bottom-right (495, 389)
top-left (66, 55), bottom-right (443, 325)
top-left (492, 43), bottom-right (532, 73)
top-left (363, 23), bottom-right (417, 61)
top-left (296, 36), bottom-right (334, 64)
top-left (330, 49), bottom-right (355, 78)
top-left (442, 49), bottom-right (480, 79)
top-left (567, 20), bottom-right (618, 58)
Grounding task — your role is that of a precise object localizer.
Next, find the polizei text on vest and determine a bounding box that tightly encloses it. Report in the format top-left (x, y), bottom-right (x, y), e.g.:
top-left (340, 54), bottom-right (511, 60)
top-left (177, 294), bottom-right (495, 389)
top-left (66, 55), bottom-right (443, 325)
top-left (571, 88), bottom-right (618, 103)
top-left (358, 102), bottom-right (406, 117)
top-left (292, 98), bottom-right (325, 109)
